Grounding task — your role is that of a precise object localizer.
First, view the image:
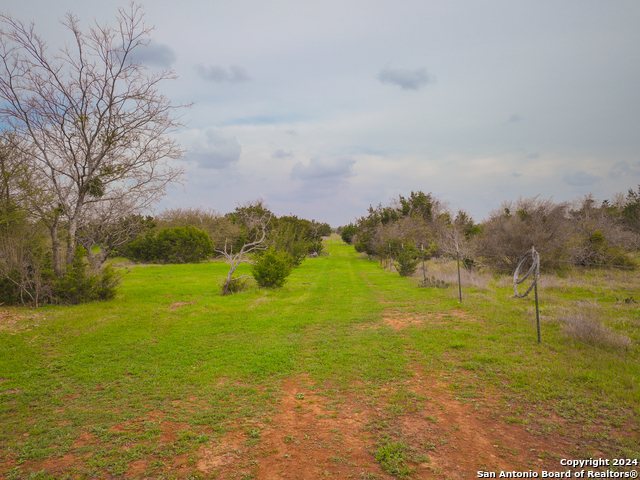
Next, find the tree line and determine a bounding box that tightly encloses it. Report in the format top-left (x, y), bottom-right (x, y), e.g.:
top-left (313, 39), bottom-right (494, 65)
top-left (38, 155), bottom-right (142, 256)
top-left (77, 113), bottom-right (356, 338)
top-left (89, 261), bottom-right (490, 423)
top-left (338, 189), bottom-right (640, 276)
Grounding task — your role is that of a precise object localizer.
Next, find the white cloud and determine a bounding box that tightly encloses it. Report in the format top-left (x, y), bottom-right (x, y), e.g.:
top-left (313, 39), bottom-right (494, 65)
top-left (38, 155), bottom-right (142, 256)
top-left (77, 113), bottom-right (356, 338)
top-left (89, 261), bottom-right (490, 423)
top-left (290, 156), bottom-right (356, 182)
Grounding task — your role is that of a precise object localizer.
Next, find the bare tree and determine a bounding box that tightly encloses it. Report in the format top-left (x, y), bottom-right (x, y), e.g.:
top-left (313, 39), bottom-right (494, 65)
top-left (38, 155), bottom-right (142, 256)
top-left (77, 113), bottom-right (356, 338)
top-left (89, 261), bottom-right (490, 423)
top-left (438, 210), bottom-right (478, 261)
top-left (0, 3), bottom-right (187, 276)
top-left (75, 198), bottom-right (153, 271)
top-left (216, 212), bottom-right (270, 295)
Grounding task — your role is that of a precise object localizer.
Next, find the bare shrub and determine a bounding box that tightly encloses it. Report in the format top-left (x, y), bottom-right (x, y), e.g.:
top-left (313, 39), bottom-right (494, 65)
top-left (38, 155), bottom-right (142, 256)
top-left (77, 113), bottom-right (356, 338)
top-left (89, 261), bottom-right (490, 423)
top-left (567, 195), bottom-right (638, 267)
top-left (477, 196), bottom-right (571, 273)
top-left (560, 311), bottom-right (632, 351)
top-left (417, 259), bottom-right (492, 291)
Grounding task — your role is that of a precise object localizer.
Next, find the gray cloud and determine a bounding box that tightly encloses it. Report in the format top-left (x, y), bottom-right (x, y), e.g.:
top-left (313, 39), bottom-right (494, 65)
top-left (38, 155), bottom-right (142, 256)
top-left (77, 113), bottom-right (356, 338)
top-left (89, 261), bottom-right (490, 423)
top-left (290, 156), bottom-right (356, 182)
top-left (609, 161), bottom-right (640, 178)
top-left (186, 129), bottom-right (241, 169)
top-left (512, 172), bottom-right (522, 178)
top-left (563, 170), bottom-right (601, 186)
top-left (525, 152), bottom-right (539, 159)
top-left (280, 156), bottom-right (357, 203)
top-left (377, 67), bottom-right (432, 90)
top-left (272, 149), bottom-right (293, 159)
top-left (130, 40), bottom-right (176, 68)
top-left (508, 114), bottom-right (523, 123)
top-left (196, 65), bottom-right (251, 83)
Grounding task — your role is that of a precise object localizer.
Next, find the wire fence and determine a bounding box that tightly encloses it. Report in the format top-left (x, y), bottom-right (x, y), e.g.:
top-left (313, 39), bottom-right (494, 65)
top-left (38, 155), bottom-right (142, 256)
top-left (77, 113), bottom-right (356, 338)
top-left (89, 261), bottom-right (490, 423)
top-left (375, 243), bottom-right (639, 386)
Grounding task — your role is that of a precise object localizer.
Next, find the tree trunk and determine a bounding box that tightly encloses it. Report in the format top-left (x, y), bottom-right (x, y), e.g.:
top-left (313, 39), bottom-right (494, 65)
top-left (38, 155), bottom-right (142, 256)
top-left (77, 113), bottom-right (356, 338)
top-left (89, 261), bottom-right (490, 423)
top-left (222, 264), bottom-right (238, 295)
top-left (50, 221), bottom-right (62, 277)
top-left (66, 198), bottom-right (85, 266)
top-left (66, 216), bottom-right (78, 266)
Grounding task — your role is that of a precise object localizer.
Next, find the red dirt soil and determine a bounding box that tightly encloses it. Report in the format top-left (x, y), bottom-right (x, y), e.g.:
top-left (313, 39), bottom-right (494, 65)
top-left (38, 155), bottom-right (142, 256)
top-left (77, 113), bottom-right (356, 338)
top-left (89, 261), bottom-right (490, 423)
top-left (4, 310), bottom-right (634, 479)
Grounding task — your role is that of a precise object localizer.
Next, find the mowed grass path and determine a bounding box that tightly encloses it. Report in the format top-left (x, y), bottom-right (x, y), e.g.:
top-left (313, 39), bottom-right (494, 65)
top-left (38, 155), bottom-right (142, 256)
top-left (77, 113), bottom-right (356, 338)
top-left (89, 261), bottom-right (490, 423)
top-left (1, 236), bottom-right (639, 478)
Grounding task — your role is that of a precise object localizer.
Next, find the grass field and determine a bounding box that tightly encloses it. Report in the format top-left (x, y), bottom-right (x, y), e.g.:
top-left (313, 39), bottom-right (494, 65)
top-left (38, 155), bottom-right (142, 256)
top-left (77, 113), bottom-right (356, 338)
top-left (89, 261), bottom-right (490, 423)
top-left (1, 235), bottom-right (639, 479)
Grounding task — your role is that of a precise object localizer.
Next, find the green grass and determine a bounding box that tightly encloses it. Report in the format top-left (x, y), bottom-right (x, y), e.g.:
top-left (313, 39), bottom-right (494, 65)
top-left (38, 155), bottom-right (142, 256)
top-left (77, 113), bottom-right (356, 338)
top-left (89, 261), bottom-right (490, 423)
top-left (1, 235), bottom-right (639, 478)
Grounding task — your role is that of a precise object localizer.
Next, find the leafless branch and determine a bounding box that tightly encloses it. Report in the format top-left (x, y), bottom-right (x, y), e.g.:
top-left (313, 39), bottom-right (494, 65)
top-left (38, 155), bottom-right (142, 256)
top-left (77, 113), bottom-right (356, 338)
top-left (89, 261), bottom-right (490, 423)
top-left (216, 213), bottom-right (270, 295)
top-left (0, 4), bottom-right (188, 276)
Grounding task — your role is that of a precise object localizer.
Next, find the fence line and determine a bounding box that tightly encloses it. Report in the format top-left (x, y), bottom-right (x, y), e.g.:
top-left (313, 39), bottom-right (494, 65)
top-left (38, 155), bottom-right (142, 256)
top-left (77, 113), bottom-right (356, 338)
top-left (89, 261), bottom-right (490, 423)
top-left (376, 244), bottom-right (639, 386)
top-left (374, 246), bottom-right (638, 270)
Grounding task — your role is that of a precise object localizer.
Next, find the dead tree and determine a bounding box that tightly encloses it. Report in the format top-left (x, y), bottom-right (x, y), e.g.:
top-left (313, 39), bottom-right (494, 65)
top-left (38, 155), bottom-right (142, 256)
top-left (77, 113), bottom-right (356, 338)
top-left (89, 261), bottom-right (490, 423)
top-left (0, 4), bottom-right (187, 276)
top-left (216, 213), bottom-right (270, 295)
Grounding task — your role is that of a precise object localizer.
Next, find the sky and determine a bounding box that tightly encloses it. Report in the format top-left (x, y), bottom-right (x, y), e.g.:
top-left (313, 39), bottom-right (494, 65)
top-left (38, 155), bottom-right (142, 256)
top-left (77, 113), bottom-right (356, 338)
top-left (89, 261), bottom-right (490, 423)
top-left (2, 0), bottom-right (640, 226)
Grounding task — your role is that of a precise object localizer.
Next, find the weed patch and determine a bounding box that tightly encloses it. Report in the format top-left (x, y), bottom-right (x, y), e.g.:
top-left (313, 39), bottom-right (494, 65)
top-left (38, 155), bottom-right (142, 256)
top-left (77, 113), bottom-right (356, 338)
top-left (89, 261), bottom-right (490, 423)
top-left (374, 441), bottom-right (413, 477)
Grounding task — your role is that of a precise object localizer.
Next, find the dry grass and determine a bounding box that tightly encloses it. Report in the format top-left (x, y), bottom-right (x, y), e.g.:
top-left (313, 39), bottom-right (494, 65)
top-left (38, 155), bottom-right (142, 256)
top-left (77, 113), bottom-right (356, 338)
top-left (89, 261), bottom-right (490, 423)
top-left (417, 260), bottom-right (492, 291)
top-left (559, 310), bottom-right (633, 351)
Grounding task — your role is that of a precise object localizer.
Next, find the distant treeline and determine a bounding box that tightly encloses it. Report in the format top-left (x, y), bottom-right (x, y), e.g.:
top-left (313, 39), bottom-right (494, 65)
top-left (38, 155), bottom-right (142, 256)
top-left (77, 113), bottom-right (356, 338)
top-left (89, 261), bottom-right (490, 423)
top-left (117, 201), bottom-right (331, 266)
top-left (338, 188), bottom-right (640, 272)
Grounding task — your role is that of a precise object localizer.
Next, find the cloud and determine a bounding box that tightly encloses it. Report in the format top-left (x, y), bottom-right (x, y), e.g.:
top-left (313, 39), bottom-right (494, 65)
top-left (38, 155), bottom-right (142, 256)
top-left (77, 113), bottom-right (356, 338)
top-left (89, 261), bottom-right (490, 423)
top-left (196, 65), bottom-right (251, 83)
top-left (563, 170), bottom-right (601, 186)
top-left (277, 156), bottom-right (357, 203)
top-left (272, 149), bottom-right (293, 159)
top-left (186, 129), bottom-right (241, 169)
top-left (525, 152), bottom-right (539, 159)
top-left (512, 172), bottom-right (522, 178)
top-left (609, 161), bottom-right (640, 178)
top-left (130, 40), bottom-right (176, 68)
top-left (508, 114), bottom-right (523, 123)
top-left (290, 156), bottom-right (356, 182)
top-left (377, 67), bottom-right (433, 90)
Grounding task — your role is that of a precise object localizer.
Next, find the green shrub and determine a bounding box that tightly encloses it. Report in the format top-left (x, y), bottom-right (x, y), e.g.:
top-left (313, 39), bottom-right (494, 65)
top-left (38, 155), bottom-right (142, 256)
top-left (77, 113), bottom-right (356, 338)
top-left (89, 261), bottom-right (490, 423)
top-left (267, 216), bottom-right (323, 266)
top-left (125, 225), bottom-right (213, 264)
top-left (395, 244), bottom-right (420, 277)
top-left (123, 231), bottom-right (156, 262)
top-left (340, 224), bottom-right (357, 244)
top-left (0, 268), bottom-right (23, 305)
top-left (154, 225), bottom-right (213, 263)
top-left (251, 248), bottom-right (293, 288)
top-left (309, 240), bottom-right (324, 256)
top-left (53, 247), bottom-right (121, 304)
top-left (224, 276), bottom-right (252, 294)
